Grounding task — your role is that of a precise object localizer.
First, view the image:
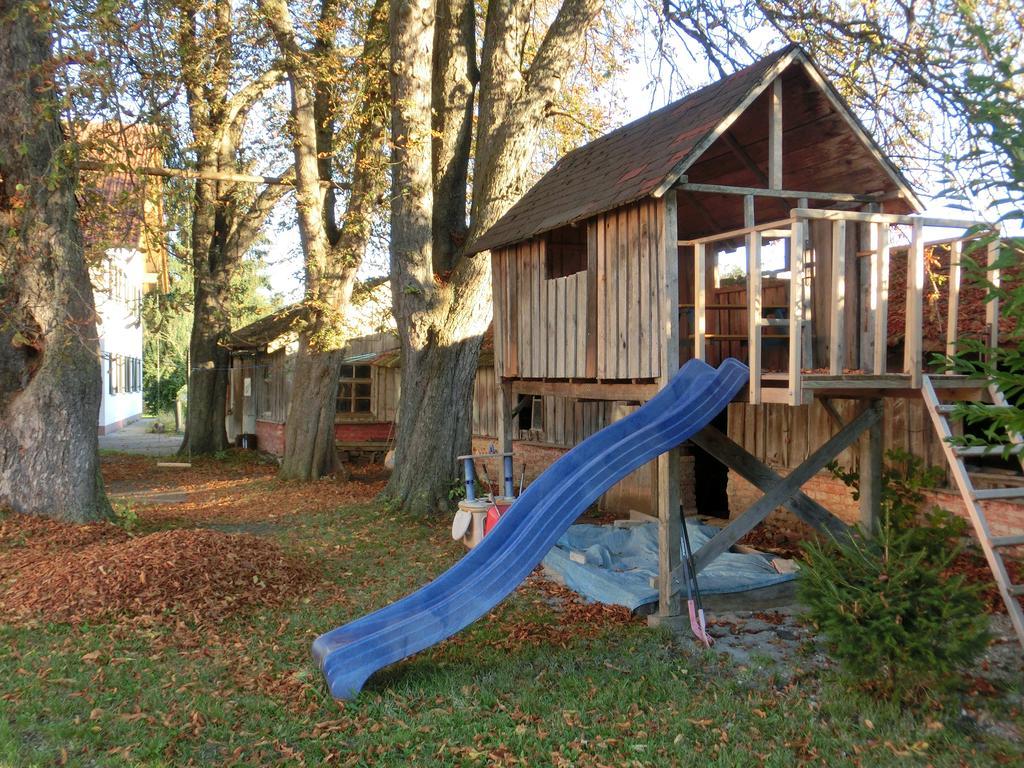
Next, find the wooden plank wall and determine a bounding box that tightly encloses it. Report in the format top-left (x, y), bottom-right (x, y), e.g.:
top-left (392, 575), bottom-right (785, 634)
top-left (371, 366), bottom-right (400, 422)
top-left (492, 196), bottom-right (664, 381)
top-left (472, 367), bottom-right (499, 438)
top-left (727, 398), bottom-right (949, 482)
top-left (596, 197), bottom-right (662, 380)
top-left (493, 240), bottom-right (589, 379)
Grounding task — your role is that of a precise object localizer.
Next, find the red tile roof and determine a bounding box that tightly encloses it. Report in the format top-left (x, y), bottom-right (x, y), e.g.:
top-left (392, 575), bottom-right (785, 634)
top-left (468, 46), bottom-right (796, 254)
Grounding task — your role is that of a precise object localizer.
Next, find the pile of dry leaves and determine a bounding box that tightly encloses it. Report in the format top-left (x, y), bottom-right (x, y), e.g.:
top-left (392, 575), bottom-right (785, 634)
top-left (0, 517), bottom-right (312, 624)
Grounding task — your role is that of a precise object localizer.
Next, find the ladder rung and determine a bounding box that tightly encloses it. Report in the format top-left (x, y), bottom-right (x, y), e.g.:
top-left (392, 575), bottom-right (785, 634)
top-left (992, 535), bottom-right (1024, 548)
top-left (973, 487), bottom-right (1024, 501)
top-left (955, 444), bottom-right (1024, 457)
top-left (1009, 585), bottom-right (1024, 597)
top-left (930, 377), bottom-right (990, 388)
top-left (936, 404), bottom-right (1014, 415)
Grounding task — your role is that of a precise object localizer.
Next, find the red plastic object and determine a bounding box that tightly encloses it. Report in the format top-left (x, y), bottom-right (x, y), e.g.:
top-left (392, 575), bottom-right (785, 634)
top-left (484, 500), bottom-right (513, 535)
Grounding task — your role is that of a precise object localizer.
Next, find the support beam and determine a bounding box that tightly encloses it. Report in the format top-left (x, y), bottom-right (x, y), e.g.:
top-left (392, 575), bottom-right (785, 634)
top-left (676, 182), bottom-right (877, 204)
top-left (654, 192), bottom-right (682, 620)
top-left (694, 242), bottom-right (706, 361)
top-left (872, 223), bottom-right (890, 374)
top-left (792, 207), bottom-right (985, 229)
top-left (511, 380), bottom-right (659, 402)
top-left (946, 240), bottom-right (962, 359)
top-left (788, 217), bottom-right (805, 405)
top-left (689, 426), bottom-right (850, 539)
top-left (987, 240), bottom-right (1000, 352)
top-left (829, 219), bottom-right (847, 374)
top-left (904, 219), bottom-right (924, 388)
top-left (691, 404), bottom-right (879, 573)
top-left (769, 78), bottom-right (783, 190)
top-left (745, 196), bottom-right (761, 403)
top-left (858, 400), bottom-right (884, 534)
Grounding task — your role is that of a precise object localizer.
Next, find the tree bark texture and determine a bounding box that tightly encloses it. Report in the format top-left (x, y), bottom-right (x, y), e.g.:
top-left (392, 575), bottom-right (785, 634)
top-left (261, 0), bottom-right (388, 480)
top-left (0, 2), bottom-right (111, 522)
top-left (176, 0), bottom-right (290, 456)
top-left (385, 0), bottom-right (603, 514)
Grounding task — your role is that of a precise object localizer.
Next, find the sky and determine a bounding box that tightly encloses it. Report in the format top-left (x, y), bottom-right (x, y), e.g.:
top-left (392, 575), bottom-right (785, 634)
top-left (260, 19), bottom-right (993, 304)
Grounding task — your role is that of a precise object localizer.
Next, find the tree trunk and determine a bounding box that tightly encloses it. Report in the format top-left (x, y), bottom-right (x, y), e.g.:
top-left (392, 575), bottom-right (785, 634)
top-left (262, 0), bottom-right (388, 481)
top-left (180, 275), bottom-right (232, 454)
top-left (176, 1), bottom-right (290, 457)
top-left (0, 2), bottom-right (111, 522)
top-left (384, 0), bottom-right (602, 514)
top-left (279, 339), bottom-right (345, 480)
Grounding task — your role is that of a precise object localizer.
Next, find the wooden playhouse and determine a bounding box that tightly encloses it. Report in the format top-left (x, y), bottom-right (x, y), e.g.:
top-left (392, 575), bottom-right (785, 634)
top-left (470, 45), bottom-right (1023, 638)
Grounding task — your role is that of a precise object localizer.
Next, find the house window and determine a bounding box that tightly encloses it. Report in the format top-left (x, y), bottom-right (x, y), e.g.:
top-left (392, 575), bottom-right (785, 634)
top-left (337, 364), bottom-right (372, 414)
top-left (545, 224), bottom-right (588, 279)
top-left (108, 354), bottom-right (117, 395)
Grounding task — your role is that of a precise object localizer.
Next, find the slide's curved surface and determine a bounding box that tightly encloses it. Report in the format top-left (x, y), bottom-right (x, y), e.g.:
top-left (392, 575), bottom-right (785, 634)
top-left (313, 358), bottom-right (748, 699)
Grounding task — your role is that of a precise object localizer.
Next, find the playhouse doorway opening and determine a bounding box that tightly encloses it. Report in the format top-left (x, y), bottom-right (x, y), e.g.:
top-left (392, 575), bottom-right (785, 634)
top-left (693, 408), bottom-right (730, 519)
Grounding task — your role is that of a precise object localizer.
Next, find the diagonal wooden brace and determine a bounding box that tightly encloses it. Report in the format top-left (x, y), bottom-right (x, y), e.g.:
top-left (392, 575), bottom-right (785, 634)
top-left (684, 402), bottom-right (880, 577)
top-left (690, 426), bottom-right (850, 539)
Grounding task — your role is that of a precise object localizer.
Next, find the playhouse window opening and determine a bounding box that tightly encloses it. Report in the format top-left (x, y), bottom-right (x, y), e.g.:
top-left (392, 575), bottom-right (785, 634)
top-left (545, 224), bottom-right (587, 279)
top-left (516, 394), bottom-right (543, 432)
top-left (337, 364), bottom-right (372, 413)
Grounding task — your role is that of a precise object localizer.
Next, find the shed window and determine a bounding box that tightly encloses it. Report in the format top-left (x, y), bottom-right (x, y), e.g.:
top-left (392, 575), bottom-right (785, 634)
top-left (545, 224), bottom-right (587, 279)
top-left (337, 364), bottom-right (372, 414)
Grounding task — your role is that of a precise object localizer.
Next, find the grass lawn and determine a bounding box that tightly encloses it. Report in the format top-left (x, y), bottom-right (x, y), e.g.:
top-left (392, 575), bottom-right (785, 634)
top-left (1, 453), bottom-right (1021, 766)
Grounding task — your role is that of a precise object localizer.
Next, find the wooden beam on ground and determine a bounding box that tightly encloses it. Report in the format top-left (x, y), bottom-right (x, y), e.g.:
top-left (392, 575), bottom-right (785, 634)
top-left (904, 219), bottom-right (924, 388)
top-left (769, 78), bottom-right (783, 190)
top-left (689, 426), bottom-right (850, 539)
top-left (829, 219), bottom-right (847, 374)
top-left (690, 404), bottom-right (879, 573)
top-left (946, 240), bottom-right (962, 359)
top-left (858, 399), bottom-right (884, 534)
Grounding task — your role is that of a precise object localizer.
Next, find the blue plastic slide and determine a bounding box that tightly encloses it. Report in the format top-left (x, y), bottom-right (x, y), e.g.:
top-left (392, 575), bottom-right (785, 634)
top-left (313, 358), bottom-right (748, 699)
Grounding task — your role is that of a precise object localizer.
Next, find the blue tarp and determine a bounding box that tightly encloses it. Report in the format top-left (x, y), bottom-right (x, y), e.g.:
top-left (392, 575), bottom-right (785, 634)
top-left (541, 521), bottom-right (796, 611)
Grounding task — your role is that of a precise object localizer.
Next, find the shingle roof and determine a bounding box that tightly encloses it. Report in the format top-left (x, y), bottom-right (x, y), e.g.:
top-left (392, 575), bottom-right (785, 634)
top-left (468, 46), bottom-right (797, 254)
top-left (222, 304), bottom-right (310, 351)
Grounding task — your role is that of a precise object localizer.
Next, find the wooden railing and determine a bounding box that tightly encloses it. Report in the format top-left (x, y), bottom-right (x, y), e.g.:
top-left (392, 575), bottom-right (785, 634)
top-left (680, 207), bottom-right (992, 406)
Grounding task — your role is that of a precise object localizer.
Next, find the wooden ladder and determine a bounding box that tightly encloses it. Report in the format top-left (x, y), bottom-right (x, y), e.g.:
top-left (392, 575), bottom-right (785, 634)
top-left (921, 375), bottom-right (1024, 649)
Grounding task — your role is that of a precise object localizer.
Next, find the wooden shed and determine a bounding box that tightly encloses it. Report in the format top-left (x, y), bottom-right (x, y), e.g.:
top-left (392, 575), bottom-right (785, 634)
top-left (471, 44), bottom-right (1018, 626)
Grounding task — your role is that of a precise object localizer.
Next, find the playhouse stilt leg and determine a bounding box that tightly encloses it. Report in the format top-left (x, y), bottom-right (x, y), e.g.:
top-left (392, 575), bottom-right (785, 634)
top-left (859, 399), bottom-right (883, 535)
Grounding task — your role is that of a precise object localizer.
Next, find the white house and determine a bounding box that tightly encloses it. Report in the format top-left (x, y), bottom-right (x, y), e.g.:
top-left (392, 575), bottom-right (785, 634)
top-left (80, 124), bottom-right (168, 434)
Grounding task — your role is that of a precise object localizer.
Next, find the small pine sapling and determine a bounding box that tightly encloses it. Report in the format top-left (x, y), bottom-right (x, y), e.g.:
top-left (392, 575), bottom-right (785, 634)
top-left (801, 452), bottom-right (989, 698)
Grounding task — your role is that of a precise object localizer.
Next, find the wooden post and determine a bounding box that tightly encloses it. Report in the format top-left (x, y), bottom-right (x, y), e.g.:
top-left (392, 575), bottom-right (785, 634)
top-left (788, 216), bottom-right (804, 405)
top-left (798, 198), bottom-right (813, 376)
top-left (694, 242), bottom-right (706, 361)
top-left (946, 240), bottom-right (962, 359)
top-left (904, 219), bottom-right (924, 388)
top-left (498, 379), bottom-right (514, 457)
top-left (652, 192), bottom-right (682, 624)
top-left (768, 78), bottom-right (783, 190)
top-left (745, 196), bottom-right (761, 403)
top-left (858, 399), bottom-right (883, 535)
top-left (829, 219), bottom-right (846, 375)
top-left (987, 240), bottom-right (1000, 354)
top-left (872, 223), bottom-right (890, 374)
